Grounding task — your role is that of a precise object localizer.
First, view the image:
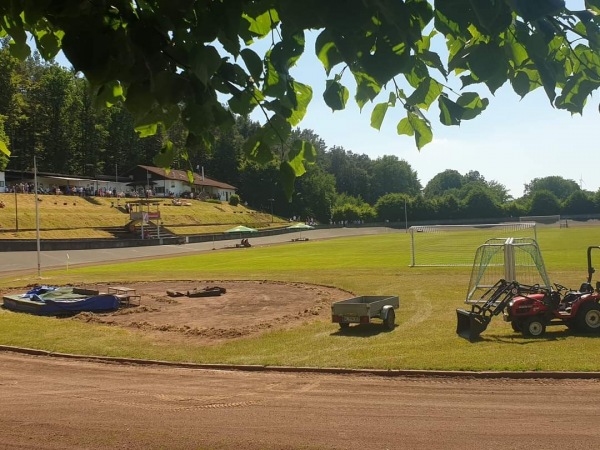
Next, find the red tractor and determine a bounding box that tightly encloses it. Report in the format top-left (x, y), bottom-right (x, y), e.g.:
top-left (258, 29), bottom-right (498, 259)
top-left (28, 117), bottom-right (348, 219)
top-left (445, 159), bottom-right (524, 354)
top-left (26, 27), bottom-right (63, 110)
top-left (457, 246), bottom-right (600, 341)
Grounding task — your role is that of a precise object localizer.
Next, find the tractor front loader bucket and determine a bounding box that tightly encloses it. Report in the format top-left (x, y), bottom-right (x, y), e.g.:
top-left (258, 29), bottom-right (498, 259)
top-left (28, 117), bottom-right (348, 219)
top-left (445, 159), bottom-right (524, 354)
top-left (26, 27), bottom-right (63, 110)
top-left (456, 309), bottom-right (490, 342)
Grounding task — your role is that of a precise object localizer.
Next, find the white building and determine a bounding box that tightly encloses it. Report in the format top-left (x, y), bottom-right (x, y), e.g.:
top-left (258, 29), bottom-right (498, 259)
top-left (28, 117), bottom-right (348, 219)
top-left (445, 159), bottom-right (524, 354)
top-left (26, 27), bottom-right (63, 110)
top-left (130, 165), bottom-right (237, 201)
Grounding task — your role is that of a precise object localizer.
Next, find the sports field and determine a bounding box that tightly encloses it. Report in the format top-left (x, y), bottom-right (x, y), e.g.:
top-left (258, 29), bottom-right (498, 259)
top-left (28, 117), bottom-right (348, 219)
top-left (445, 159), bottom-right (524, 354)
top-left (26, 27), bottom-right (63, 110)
top-left (1, 225), bottom-right (600, 372)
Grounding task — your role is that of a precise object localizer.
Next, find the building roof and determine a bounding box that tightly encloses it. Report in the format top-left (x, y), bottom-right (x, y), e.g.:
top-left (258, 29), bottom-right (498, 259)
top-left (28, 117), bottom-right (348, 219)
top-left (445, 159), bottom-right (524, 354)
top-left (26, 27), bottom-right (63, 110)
top-left (138, 165), bottom-right (236, 190)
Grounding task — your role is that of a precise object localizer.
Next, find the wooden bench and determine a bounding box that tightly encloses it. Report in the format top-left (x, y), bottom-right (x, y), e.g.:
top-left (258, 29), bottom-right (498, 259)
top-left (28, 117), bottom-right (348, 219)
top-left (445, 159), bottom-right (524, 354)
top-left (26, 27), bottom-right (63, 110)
top-left (108, 286), bottom-right (141, 306)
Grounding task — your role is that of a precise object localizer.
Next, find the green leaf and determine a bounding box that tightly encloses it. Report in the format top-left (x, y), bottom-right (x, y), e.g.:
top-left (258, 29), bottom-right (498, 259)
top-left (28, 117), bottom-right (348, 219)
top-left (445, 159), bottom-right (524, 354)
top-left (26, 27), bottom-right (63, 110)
top-left (523, 33), bottom-right (557, 103)
top-left (466, 42), bottom-right (508, 93)
top-left (279, 160), bottom-right (297, 201)
top-left (397, 117), bottom-right (414, 137)
top-left (435, 0), bottom-right (477, 28)
top-left (323, 80), bottom-right (348, 111)
top-left (397, 111), bottom-right (433, 149)
top-left (287, 145), bottom-right (307, 178)
top-left (438, 95), bottom-right (464, 126)
top-left (294, 139), bottom-right (317, 163)
top-left (36, 30), bottom-right (63, 60)
top-left (587, 0), bottom-right (600, 14)
top-left (125, 82), bottom-right (156, 118)
top-left (190, 45), bottom-right (222, 86)
top-left (243, 9), bottom-right (279, 37)
top-left (228, 87), bottom-right (260, 115)
top-left (153, 140), bottom-right (175, 168)
top-left (97, 80), bottom-right (125, 107)
top-left (370, 102), bottom-right (389, 130)
top-left (0, 140), bottom-right (10, 157)
top-left (9, 39), bottom-right (30, 60)
top-left (456, 92), bottom-right (489, 120)
top-left (243, 134), bottom-right (273, 164)
top-left (419, 49), bottom-right (448, 78)
top-left (585, 19), bottom-right (600, 52)
top-left (287, 81), bottom-right (312, 126)
top-left (555, 75), bottom-right (599, 114)
top-left (511, 69), bottom-right (538, 97)
top-left (354, 71), bottom-right (381, 109)
top-left (270, 28), bottom-right (305, 71)
top-left (513, 0), bottom-right (566, 21)
top-left (315, 29), bottom-right (343, 75)
top-left (135, 123), bottom-right (158, 138)
top-left (264, 56), bottom-right (287, 97)
top-left (240, 48), bottom-right (263, 81)
top-left (406, 78), bottom-right (443, 110)
top-left (243, 116), bottom-right (291, 164)
top-left (470, 0), bottom-right (513, 35)
top-left (263, 115), bottom-right (292, 147)
top-left (288, 140), bottom-right (317, 175)
top-left (183, 102), bottom-right (214, 135)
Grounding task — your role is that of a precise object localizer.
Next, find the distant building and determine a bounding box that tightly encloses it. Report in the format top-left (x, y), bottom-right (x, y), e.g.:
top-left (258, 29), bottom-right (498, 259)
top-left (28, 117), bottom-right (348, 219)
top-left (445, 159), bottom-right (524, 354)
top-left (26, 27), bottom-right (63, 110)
top-left (4, 169), bottom-right (128, 195)
top-left (123, 165), bottom-right (237, 201)
top-left (3, 165), bottom-right (236, 201)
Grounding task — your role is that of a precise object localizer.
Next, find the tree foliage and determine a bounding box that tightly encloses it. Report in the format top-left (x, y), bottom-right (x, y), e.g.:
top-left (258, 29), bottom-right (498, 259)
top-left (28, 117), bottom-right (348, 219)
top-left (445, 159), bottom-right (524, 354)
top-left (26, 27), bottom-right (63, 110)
top-left (524, 175), bottom-right (581, 200)
top-left (529, 189), bottom-right (562, 215)
top-left (2, 0), bottom-right (600, 198)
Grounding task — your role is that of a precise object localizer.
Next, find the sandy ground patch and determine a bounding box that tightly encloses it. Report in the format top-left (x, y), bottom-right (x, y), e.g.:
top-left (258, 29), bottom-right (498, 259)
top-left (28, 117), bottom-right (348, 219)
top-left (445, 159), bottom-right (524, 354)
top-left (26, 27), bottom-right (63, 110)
top-left (53, 280), bottom-right (353, 344)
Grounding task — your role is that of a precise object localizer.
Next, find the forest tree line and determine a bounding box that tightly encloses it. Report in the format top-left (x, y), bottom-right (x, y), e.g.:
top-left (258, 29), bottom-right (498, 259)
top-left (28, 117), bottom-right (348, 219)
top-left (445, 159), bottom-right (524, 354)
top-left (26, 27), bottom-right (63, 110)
top-left (0, 41), bottom-right (597, 225)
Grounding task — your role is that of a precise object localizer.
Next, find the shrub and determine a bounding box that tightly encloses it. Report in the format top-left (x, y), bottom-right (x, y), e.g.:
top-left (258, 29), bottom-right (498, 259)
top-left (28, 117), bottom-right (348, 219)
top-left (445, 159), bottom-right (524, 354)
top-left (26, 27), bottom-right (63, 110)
top-left (229, 194), bottom-right (240, 206)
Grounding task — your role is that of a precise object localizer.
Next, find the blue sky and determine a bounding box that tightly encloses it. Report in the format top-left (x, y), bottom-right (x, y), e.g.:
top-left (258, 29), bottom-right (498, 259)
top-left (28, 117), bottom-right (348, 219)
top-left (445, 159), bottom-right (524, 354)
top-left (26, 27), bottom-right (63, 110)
top-left (293, 58), bottom-right (598, 199)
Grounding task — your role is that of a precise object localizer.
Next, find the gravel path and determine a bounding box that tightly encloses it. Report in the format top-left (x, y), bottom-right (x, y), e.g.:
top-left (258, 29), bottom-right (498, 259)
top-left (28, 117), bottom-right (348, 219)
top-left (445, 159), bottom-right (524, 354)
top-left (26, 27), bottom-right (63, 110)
top-left (2, 351), bottom-right (599, 450)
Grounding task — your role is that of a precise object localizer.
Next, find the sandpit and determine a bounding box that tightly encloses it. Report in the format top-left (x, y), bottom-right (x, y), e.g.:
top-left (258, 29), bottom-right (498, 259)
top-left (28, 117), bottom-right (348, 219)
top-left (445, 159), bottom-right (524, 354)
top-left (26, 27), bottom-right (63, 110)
top-left (63, 280), bottom-right (352, 344)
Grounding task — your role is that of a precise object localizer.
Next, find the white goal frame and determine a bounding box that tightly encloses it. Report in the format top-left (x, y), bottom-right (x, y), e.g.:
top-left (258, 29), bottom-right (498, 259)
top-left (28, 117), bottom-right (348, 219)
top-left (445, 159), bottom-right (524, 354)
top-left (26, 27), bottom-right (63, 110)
top-left (408, 222), bottom-right (537, 267)
top-left (466, 237), bottom-right (551, 303)
top-left (519, 215), bottom-right (561, 225)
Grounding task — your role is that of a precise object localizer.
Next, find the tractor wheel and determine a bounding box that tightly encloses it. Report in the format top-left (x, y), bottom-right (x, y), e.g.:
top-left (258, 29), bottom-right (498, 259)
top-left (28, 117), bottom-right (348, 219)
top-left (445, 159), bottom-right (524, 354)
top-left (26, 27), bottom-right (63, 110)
top-left (383, 309), bottom-right (395, 331)
top-left (522, 318), bottom-right (546, 338)
top-left (575, 302), bottom-right (600, 333)
top-left (511, 321), bottom-right (522, 332)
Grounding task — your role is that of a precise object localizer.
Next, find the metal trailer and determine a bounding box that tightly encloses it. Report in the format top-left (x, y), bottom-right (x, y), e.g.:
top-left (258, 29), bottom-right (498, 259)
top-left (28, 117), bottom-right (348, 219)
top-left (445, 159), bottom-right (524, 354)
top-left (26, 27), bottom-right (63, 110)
top-left (331, 295), bottom-right (399, 330)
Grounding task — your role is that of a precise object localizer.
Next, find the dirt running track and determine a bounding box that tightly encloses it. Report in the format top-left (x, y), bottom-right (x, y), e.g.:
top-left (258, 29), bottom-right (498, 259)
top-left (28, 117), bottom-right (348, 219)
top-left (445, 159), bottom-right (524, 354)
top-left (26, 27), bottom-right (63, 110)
top-left (1, 352), bottom-right (600, 450)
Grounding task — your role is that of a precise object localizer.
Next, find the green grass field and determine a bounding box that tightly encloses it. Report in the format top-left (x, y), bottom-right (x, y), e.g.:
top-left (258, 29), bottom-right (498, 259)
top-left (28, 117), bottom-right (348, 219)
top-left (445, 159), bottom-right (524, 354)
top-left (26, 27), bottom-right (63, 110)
top-left (1, 225), bottom-right (600, 371)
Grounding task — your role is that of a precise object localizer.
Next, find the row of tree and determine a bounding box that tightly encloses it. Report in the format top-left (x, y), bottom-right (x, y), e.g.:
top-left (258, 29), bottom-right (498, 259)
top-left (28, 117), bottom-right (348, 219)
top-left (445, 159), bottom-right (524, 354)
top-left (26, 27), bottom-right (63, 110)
top-left (0, 42), bottom-right (597, 225)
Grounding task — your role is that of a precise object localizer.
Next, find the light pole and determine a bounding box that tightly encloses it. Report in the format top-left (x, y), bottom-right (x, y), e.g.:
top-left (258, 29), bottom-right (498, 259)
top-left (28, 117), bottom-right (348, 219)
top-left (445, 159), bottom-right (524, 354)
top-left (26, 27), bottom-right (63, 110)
top-left (9, 155), bottom-right (19, 232)
top-left (268, 198), bottom-right (274, 223)
top-left (14, 183), bottom-right (18, 232)
top-left (34, 155), bottom-right (41, 277)
top-left (404, 198), bottom-right (408, 233)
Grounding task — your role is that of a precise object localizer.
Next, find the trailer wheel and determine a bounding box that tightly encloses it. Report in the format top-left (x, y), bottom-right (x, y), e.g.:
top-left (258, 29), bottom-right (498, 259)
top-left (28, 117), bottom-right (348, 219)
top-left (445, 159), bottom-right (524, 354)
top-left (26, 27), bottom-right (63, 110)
top-left (576, 303), bottom-right (600, 333)
top-left (339, 323), bottom-right (350, 329)
top-left (522, 318), bottom-right (546, 337)
top-left (383, 309), bottom-right (395, 330)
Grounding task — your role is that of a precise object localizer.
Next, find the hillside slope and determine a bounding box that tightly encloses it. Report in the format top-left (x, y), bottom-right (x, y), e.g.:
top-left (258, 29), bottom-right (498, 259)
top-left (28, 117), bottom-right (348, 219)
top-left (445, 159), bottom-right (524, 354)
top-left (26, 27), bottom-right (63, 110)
top-left (0, 194), bottom-right (285, 239)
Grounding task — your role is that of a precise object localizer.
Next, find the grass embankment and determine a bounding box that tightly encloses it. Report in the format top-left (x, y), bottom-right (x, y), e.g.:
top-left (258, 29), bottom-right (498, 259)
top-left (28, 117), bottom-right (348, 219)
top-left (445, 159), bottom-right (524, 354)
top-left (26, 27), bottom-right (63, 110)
top-left (0, 193), bottom-right (284, 239)
top-left (2, 226), bottom-right (600, 371)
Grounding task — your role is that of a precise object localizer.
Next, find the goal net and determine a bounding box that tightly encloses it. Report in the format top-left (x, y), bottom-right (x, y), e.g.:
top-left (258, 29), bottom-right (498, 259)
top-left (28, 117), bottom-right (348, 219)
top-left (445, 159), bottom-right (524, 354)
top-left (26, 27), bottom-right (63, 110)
top-left (466, 237), bottom-right (551, 303)
top-left (519, 215), bottom-right (561, 225)
top-left (408, 222), bottom-right (537, 267)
